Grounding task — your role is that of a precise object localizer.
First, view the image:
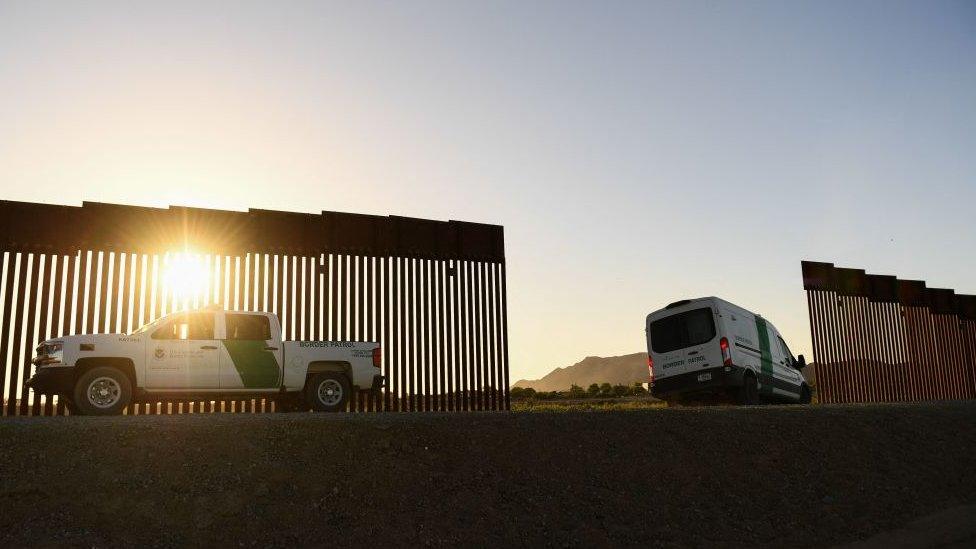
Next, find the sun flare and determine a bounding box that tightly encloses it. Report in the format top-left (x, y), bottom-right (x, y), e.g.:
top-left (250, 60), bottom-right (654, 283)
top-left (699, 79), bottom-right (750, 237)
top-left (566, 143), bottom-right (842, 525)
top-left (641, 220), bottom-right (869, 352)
top-left (162, 253), bottom-right (210, 305)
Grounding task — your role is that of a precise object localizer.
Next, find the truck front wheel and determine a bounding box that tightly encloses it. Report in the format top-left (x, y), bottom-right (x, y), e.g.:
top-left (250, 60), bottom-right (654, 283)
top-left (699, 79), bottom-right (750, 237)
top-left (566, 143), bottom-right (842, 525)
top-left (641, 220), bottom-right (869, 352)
top-left (305, 373), bottom-right (350, 412)
top-left (72, 367), bottom-right (132, 416)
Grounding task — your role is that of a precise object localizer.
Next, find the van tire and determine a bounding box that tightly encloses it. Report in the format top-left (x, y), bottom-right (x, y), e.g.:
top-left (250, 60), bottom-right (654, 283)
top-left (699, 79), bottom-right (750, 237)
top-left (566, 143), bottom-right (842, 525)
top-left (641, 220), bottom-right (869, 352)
top-left (737, 372), bottom-right (760, 406)
top-left (799, 384), bottom-right (812, 405)
top-left (305, 372), bottom-right (350, 412)
top-left (72, 366), bottom-right (132, 416)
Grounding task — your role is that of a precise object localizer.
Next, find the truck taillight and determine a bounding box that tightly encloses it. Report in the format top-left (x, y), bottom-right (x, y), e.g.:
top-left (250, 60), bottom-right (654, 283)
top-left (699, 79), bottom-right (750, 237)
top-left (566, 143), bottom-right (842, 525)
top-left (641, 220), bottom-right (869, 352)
top-left (647, 354), bottom-right (654, 382)
top-left (372, 347), bottom-right (382, 368)
top-left (720, 337), bottom-right (732, 367)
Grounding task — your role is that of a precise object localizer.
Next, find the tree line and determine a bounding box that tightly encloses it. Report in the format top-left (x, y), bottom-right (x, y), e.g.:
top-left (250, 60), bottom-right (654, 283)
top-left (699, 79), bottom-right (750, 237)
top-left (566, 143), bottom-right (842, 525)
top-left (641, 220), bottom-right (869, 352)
top-left (510, 382), bottom-right (650, 401)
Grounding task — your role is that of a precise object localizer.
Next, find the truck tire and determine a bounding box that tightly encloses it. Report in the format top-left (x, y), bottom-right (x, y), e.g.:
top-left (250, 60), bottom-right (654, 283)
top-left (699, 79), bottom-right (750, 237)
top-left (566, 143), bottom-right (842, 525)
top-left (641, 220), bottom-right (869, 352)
top-left (305, 372), bottom-right (350, 412)
top-left (72, 366), bottom-right (132, 416)
top-left (736, 372), bottom-right (760, 406)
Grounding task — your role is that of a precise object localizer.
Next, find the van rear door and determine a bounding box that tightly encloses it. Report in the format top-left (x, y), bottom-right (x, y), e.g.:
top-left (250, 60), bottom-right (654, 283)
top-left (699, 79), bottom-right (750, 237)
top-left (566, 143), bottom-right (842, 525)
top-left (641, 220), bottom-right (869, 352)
top-left (647, 306), bottom-right (722, 379)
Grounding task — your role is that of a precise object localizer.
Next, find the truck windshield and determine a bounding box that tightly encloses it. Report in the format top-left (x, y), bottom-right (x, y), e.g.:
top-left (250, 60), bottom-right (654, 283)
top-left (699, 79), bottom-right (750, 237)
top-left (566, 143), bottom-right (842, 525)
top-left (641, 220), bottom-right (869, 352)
top-left (130, 317), bottom-right (165, 335)
top-left (650, 307), bottom-right (716, 353)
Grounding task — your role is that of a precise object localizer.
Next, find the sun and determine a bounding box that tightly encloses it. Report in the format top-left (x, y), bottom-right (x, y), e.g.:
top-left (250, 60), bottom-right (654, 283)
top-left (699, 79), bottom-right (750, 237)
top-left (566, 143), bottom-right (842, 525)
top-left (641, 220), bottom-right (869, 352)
top-left (162, 252), bottom-right (210, 305)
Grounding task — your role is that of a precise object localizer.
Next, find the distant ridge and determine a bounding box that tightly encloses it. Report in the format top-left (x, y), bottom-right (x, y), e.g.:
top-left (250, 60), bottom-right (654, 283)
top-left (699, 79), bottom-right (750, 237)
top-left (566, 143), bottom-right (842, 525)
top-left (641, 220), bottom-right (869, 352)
top-left (513, 352), bottom-right (648, 392)
top-left (514, 352), bottom-right (820, 392)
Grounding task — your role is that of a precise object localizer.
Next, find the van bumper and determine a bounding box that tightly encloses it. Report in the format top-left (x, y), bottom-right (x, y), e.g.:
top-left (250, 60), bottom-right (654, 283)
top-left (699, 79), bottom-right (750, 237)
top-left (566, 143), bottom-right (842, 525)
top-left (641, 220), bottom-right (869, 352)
top-left (650, 366), bottom-right (746, 399)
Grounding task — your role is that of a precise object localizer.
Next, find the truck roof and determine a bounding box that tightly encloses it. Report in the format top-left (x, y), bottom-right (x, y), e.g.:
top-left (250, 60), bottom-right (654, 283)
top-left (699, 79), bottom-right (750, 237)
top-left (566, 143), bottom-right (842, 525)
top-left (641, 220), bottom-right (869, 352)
top-left (173, 306), bottom-right (275, 317)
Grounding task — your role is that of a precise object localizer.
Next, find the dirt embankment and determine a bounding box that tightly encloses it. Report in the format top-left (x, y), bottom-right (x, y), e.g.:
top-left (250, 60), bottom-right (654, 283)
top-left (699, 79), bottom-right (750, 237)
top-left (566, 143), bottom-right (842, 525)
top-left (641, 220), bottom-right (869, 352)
top-left (1, 403), bottom-right (975, 547)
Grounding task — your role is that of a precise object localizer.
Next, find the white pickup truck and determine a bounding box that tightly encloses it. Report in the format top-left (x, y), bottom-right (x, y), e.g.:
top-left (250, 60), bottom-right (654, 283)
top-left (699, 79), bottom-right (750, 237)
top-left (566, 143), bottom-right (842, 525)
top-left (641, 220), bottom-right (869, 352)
top-left (26, 306), bottom-right (384, 415)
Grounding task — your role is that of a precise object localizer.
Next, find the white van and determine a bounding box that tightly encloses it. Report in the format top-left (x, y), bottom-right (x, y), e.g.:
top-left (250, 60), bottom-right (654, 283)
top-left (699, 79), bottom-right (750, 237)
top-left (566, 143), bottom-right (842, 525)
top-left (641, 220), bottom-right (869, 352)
top-left (645, 297), bottom-right (810, 405)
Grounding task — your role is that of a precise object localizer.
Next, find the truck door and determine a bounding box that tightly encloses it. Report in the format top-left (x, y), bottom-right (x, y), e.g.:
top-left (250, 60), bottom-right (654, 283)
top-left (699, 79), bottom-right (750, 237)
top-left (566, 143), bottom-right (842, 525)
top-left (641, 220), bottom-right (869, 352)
top-left (146, 312), bottom-right (220, 389)
top-left (219, 313), bottom-right (282, 389)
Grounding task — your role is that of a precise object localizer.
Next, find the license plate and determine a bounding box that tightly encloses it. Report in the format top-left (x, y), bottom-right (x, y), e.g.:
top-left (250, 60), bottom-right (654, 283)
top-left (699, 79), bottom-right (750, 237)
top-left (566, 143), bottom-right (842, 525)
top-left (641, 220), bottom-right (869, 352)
top-left (697, 373), bottom-right (712, 382)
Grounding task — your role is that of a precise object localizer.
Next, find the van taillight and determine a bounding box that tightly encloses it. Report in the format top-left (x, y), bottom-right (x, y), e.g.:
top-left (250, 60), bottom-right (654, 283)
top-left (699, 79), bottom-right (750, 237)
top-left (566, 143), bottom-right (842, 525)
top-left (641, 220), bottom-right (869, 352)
top-left (720, 337), bottom-right (732, 367)
top-left (372, 347), bottom-right (382, 368)
top-left (647, 354), bottom-right (655, 382)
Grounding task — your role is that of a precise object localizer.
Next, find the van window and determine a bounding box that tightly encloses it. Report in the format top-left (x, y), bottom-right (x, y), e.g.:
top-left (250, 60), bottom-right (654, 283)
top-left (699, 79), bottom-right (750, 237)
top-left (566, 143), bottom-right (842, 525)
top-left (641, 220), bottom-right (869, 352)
top-left (650, 307), bottom-right (716, 353)
top-left (778, 337), bottom-right (794, 362)
top-left (225, 313), bottom-right (272, 341)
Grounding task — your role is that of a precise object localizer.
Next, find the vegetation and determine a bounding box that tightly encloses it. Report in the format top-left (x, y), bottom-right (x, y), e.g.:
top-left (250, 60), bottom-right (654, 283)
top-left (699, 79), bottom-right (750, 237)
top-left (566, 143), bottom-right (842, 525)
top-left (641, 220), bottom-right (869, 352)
top-left (513, 398), bottom-right (665, 412)
top-left (510, 382), bottom-right (650, 402)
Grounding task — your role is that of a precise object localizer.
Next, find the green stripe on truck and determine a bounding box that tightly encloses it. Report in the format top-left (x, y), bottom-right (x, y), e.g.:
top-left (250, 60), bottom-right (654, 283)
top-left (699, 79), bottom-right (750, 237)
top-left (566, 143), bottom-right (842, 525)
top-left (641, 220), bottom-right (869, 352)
top-left (222, 340), bottom-right (279, 388)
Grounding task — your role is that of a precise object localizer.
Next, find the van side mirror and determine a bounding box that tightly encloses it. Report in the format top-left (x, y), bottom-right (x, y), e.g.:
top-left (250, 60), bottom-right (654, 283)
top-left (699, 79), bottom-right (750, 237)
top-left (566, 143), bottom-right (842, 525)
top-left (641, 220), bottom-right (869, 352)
top-left (796, 354), bottom-right (807, 369)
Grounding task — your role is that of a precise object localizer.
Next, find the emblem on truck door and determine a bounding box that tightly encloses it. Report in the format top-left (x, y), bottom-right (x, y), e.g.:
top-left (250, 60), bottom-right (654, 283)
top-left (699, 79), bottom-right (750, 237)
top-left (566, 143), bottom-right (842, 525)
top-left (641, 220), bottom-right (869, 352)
top-left (154, 348), bottom-right (166, 359)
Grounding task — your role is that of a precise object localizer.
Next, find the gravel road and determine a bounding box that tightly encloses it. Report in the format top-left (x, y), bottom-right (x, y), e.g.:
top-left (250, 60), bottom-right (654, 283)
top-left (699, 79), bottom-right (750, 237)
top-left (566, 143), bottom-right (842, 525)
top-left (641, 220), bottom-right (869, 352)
top-left (1, 402), bottom-right (974, 547)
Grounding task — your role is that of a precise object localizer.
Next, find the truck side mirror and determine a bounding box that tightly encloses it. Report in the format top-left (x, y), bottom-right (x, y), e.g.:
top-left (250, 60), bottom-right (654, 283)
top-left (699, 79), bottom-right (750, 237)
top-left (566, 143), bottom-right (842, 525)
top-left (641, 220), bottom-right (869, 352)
top-left (796, 354), bottom-right (807, 369)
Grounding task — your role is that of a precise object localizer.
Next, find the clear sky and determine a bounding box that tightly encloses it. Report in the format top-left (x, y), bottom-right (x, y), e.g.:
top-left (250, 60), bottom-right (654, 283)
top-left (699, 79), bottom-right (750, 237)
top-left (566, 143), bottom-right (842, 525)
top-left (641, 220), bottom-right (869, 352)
top-left (1, 1), bottom-right (974, 383)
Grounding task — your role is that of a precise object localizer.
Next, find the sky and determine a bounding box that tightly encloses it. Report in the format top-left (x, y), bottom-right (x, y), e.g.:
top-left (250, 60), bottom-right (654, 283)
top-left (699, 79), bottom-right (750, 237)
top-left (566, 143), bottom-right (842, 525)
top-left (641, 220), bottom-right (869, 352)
top-left (1, 1), bottom-right (974, 383)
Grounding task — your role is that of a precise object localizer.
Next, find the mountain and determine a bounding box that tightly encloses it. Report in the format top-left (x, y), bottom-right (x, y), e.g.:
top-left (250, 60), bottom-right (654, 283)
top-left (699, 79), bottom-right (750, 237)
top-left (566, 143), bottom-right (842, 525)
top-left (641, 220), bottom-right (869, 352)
top-left (513, 352), bottom-right (648, 392)
top-left (513, 352), bottom-right (819, 392)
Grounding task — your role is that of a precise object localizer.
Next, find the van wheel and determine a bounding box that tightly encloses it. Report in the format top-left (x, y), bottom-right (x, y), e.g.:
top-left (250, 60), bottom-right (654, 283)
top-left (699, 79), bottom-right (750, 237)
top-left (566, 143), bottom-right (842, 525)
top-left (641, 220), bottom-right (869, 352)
top-left (305, 373), bottom-right (350, 412)
top-left (72, 367), bottom-right (132, 416)
top-left (799, 384), bottom-right (812, 405)
top-left (737, 373), bottom-right (760, 406)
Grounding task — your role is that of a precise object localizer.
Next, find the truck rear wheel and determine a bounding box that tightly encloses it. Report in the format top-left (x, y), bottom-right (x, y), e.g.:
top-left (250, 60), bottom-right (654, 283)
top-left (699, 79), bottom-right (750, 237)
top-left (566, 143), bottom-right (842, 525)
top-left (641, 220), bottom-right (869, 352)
top-left (72, 366), bottom-right (132, 416)
top-left (305, 372), bottom-right (350, 412)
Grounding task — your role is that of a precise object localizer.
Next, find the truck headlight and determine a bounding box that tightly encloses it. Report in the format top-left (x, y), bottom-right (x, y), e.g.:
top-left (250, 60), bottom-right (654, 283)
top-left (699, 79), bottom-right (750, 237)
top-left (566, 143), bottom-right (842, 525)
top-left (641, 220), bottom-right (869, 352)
top-left (34, 341), bottom-right (64, 367)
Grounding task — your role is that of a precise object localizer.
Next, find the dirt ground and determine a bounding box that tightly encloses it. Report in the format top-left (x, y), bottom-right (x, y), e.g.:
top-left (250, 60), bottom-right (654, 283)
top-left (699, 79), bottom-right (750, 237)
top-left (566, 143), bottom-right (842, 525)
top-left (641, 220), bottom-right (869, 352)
top-left (1, 402), bottom-right (974, 548)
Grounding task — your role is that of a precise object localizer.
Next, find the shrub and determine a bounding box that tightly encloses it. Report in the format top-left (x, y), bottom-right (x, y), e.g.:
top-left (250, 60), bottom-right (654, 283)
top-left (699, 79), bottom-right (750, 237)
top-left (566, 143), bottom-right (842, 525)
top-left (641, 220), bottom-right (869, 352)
top-left (567, 384), bottom-right (586, 399)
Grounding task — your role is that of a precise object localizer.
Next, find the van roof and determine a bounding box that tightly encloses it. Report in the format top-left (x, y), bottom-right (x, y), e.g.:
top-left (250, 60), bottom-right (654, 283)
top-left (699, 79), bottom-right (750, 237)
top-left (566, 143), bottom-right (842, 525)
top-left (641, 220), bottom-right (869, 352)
top-left (647, 296), bottom-right (760, 322)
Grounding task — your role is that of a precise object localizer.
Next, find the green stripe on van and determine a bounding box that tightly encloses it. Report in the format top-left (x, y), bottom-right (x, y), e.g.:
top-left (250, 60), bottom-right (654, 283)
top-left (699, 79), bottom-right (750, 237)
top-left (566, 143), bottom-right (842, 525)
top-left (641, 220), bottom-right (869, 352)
top-left (755, 317), bottom-right (774, 395)
top-left (222, 340), bottom-right (279, 388)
